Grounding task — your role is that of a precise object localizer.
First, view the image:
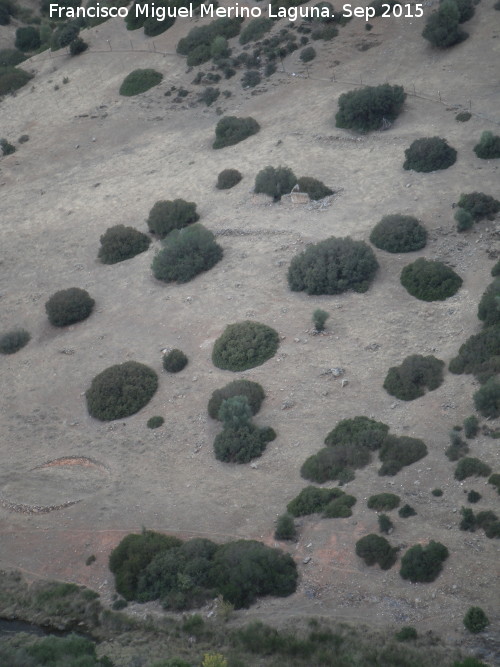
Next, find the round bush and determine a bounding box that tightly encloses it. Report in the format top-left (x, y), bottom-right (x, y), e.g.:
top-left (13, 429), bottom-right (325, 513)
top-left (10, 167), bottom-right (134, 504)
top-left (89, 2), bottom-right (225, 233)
top-left (119, 69), bottom-right (163, 96)
top-left (454, 457), bottom-right (492, 481)
top-left (1, 138), bottom-right (15, 155)
top-left (288, 236), bottom-right (378, 295)
top-left (70, 37), bottom-right (88, 55)
top-left (491, 260), bottom-right (500, 277)
top-left (383, 354), bottom-right (445, 401)
top-left (239, 17), bottom-right (273, 44)
top-left (463, 607), bottom-right (490, 634)
top-left (216, 168), bottom-right (242, 190)
top-left (454, 207), bottom-right (474, 232)
top-left (242, 70), bottom-right (261, 88)
top-left (369, 215), bottom-right (427, 253)
top-left (214, 424), bottom-right (270, 463)
top-left (478, 278), bottom-right (500, 327)
top-left (473, 131), bottom-right (500, 160)
top-left (163, 349), bottom-right (188, 373)
top-left (15, 26), bottom-right (41, 51)
top-left (297, 176), bottom-right (333, 201)
top-left (367, 493), bottom-right (400, 511)
top-left (300, 46), bottom-right (316, 62)
top-left (400, 541), bottom-right (449, 583)
top-left (398, 504), bottom-right (417, 518)
top-left (212, 321), bottom-right (279, 371)
top-left (147, 415), bottom-right (164, 429)
top-left (467, 490), bottom-right (481, 503)
top-left (431, 488), bottom-right (443, 497)
top-left (473, 378), bottom-right (500, 418)
top-left (300, 444), bottom-right (371, 483)
top-left (335, 84), bottom-right (406, 133)
top-left (400, 258), bottom-right (462, 301)
top-left (0, 328), bottom-right (30, 354)
top-left (422, 0), bottom-right (467, 48)
top-left (98, 225), bottom-right (151, 264)
top-left (274, 513), bottom-right (297, 541)
top-left (403, 137), bottom-right (457, 172)
top-left (147, 199), bottom-right (199, 239)
top-left (378, 514), bottom-right (393, 534)
top-left (213, 116), bottom-right (260, 149)
top-left (378, 435), bottom-right (428, 475)
top-left (152, 224), bottom-right (223, 284)
top-left (208, 380), bottom-right (265, 420)
top-left (0, 66), bottom-right (32, 95)
top-left (254, 165), bottom-right (297, 201)
top-left (287, 486), bottom-right (342, 516)
top-left (455, 111), bottom-right (471, 122)
top-left (457, 192), bottom-right (500, 221)
top-left (86, 361), bottom-right (158, 421)
top-left (325, 416), bottom-right (389, 449)
top-left (45, 287), bottom-right (95, 327)
top-left (355, 534), bottom-right (397, 569)
top-left (0, 49), bottom-right (26, 66)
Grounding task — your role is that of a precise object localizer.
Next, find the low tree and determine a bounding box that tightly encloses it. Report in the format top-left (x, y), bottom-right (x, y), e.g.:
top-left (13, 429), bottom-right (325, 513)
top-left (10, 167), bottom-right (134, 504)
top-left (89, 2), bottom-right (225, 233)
top-left (254, 165), bottom-right (297, 201)
top-left (69, 37), bottom-right (88, 55)
top-left (312, 309), bottom-right (329, 332)
top-left (355, 534), bottom-right (397, 569)
top-left (15, 26), bottom-right (41, 51)
top-left (147, 199), bottom-right (199, 238)
top-left (457, 192), bottom-right (500, 221)
top-left (378, 514), bottom-right (393, 534)
top-left (477, 278), bottom-right (500, 327)
top-left (383, 354), bottom-right (445, 400)
top-left (98, 225), bottom-right (151, 264)
top-left (463, 607), bottom-right (490, 634)
top-left (208, 380), bottom-right (265, 420)
top-left (400, 258), bottom-right (462, 301)
top-left (335, 84), bottom-right (406, 132)
top-left (297, 176), bottom-right (333, 200)
top-left (422, 0), bottom-right (467, 48)
top-left (369, 215), bottom-right (427, 253)
top-left (274, 513), bottom-right (297, 541)
top-left (474, 377), bottom-right (500, 418)
top-left (213, 116), bottom-right (260, 149)
top-left (45, 287), bottom-right (95, 327)
top-left (454, 207), bottom-right (474, 232)
top-left (473, 131), bottom-right (500, 160)
top-left (163, 349), bottom-right (188, 373)
top-left (378, 435), bottom-right (428, 475)
top-left (400, 541), bottom-right (449, 583)
top-left (403, 136), bottom-right (457, 172)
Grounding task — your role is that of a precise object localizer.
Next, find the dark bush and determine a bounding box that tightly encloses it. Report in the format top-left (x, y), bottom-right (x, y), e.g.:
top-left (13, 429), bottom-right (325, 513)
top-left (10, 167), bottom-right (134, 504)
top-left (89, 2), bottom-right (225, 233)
top-left (449, 324), bottom-right (500, 377)
top-left (144, 12), bottom-right (175, 37)
top-left (301, 444), bottom-right (370, 484)
top-left (0, 328), bottom-right (30, 354)
top-left (163, 349), bottom-right (188, 373)
top-left (152, 224), bottom-right (223, 284)
top-left (474, 377), bottom-right (500, 418)
top-left (98, 225), bottom-right (151, 264)
top-left (297, 176), bottom-right (333, 200)
top-left (274, 513), bottom-right (297, 541)
top-left (455, 457), bottom-right (492, 481)
top-left (383, 354), bottom-right (445, 400)
top-left (312, 308), bottom-right (329, 332)
top-left (0, 66), bottom-right (33, 95)
top-left (400, 541), bottom-right (449, 583)
top-left (400, 258), bottom-right (462, 301)
top-left (378, 435), bottom-right (428, 475)
top-left (213, 423), bottom-right (271, 463)
top-left (15, 26), bottom-right (41, 51)
top-left (467, 490), bottom-right (481, 503)
top-left (208, 379), bottom-right (265, 420)
top-left (212, 321), bottom-right (279, 371)
top-left (455, 111), bottom-right (471, 122)
top-left (378, 514), bottom-right (393, 534)
top-left (197, 86), bottom-right (220, 106)
top-left (254, 165), bottom-right (297, 201)
top-left (431, 488), bottom-right (443, 497)
top-left (0, 138), bottom-right (15, 155)
top-left (455, 207), bottom-right (474, 232)
top-left (69, 37), bottom-right (88, 55)
top-left (119, 69), bottom-right (163, 96)
top-left (395, 627), bottom-right (418, 642)
top-left (355, 534), bottom-right (397, 569)
top-left (473, 131), bottom-right (500, 159)
top-left (86, 361), bottom-right (158, 421)
top-left (399, 504), bottom-right (417, 518)
top-left (0, 49), bottom-right (26, 66)
top-left (445, 431), bottom-right (469, 461)
top-left (322, 492), bottom-right (357, 518)
top-left (325, 416), bottom-right (390, 449)
top-left (476, 510), bottom-right (500, 538)
top-left (369, 215), bottom-right (427, 253)
top-left (367, 493), bottom-right (400, 511)
top-left (45, 287), bottom-right (95, 327)
top-left (287, 486), bottom-right (342, 516)
top-left (242, 70), bottom-right (261, 88)
top-left (213, 116), bottom-right (260, 149)
top-left (300, 46), bottom-right (316, 62)
top-left (403, 136), bottom-right (457, 172)
top-left (452, 0), bottom-right (475, 22)
top-left (492, 260), bottom-right (500, 277)
top-left (335, 84), bottom-right (406, 133)
top-left (489, 473), bottom-right (500, 494)
top-left (147, 199), bottom-right (199, 238)
top-left (177, 17), bottom-right (242, 60)
top-left (460, 506), bottom-right (476, 531)
top-left (216, 169), bottom-right (242, 190)
top-left (478, 278), bottom-right (500, 327)
top-left (288, 236), bottom-right (378, 295)
top-left (147, 416), bottom-right (164, 429)
top-left (463, 607), bottom-right (490, 634)
top-left (457, 192), bottom-right (500, 221)
top-left (218, 395), bottom-right (253, 429)
top-left (422, 0), bottom-right (467, 47)
top-left (239, 17), bottom-right (273, 44)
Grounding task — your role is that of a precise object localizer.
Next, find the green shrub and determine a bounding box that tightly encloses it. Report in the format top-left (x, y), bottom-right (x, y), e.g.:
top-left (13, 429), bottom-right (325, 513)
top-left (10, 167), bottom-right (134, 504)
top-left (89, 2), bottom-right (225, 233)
top-left (144, 12), bottom-right (175, 37)
top-left (378, 435), bottom-right (428, 475)
top-left (254, 165), bottom-right (297, 201)
top-left (378, 513), bottom-right (393, 534)
top-left (455, 457), bottom-right (492, 480)
top-left (476, 510), bottom-right (500, 538)
top-left (400, 258), bottom-right (462, 301)
top-left (212, 321), bottom-right (279, 371)
top-left (69, 37), bottom-right (88, 55)
top-left (445, 431), bottom-right (469, 461)
top-left (213, 116), bottom-right (260, 149)
top-left (0, 49), bottom-right (26, 67)
top-left (163, 349), bottom-right (188, 373)
top-left (467, 490), bottom-right (481, 503)
top-left (369, 215), bottom-right (427, 253)
top-left (274, 513), bottom-right (297, 541)
top-left (383, 354), bottom-right (445, 401)
top-left (152, 223), bottom-right (223, 284)
top-left (288, 236), bottom-right (378, 295)
top-left (422, 0), bottom-right (467, 47)
top-left (398, 504), bottom-right (417, 518)
top-left (367, 493), bottom-right (400, 511)
top-left (301, 444), bottom-right (371, 484)
top-left (400, 541), bottom-right (449, 583)
top-left (335, 84), bottom-right (406, 133)
top-left (218, 395), bottom-right (253, 429)
top-left (452, 0), bottom-right (475, 22)
top-left (208, 379), bottom-right (265, 420)
top-left (322, 492), bottom-right (357, 518)
top-left (45, 287), bottom-right (95, 327)
top-left (457, 192), bottom-right (500, 221)
top-left (455, 207), bottom-right (474, 232)
top-left (98, 224), bottom-right (151, 264)
top-left (112, 598), bottom-right (128, 610)
top-left (455, 111), bottom-right (471, 122)
top-left (242, 70), bottom-right (261, 88)
top-left (215, 169), bottom-right (242, 191)
top-left (460, 506), bottom-right (476, 531)
top-left (403, 136), bottom-right (457, 172)
top-left (478, 278), bottom-right (500, 327)
top-left (395, 627), bottom-right (418, 641)
top-left (449, 324), bottom-right (500, 377)
top-left (287, 486), bottom-right (342, 516)
top-left (86, 361), bottom-right (158, 420)
top-left (473, 131), bottom-right (500, 160)
top-left (147, 198), bottom-right (199, 238)
top-left (431, 488), bottom-right (443, 497)
top-left (325, 416), bottom-right (389, 449)
top-left (463, 607), bottom-right (490, 634)
top-left (312, 308), bottom-right (329, 332)
top-left (0, 66), bottom-right (33, 95)
top-left (177, 17), bottom-right (242, 60)
top-left (300, 46), bottom-right (316, 62)
top-left (147, 415), bottom-right (164, 429)
top-left (119, 69), bottom-right (163, 96)
top-left (239, 17), bottom-right (273, 44)
top-left (355, 534), bottom-right (397, 569)
top-left (0, 328), bottom-right (30, 354)
top-left (15, 26), bottom-right (41, 51)
top-left (214, 423), bottom-right (272, 463)
top-left (489, 473), bottom-right (500, 494)
top-left (297, 176), bottom-right (333, 200)
top-left (0, 138), bottom-right (15, 155)
top-left (492, 260), bottom-right (500, 277)
top-left (474, 377), bottom-right (500, 418)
